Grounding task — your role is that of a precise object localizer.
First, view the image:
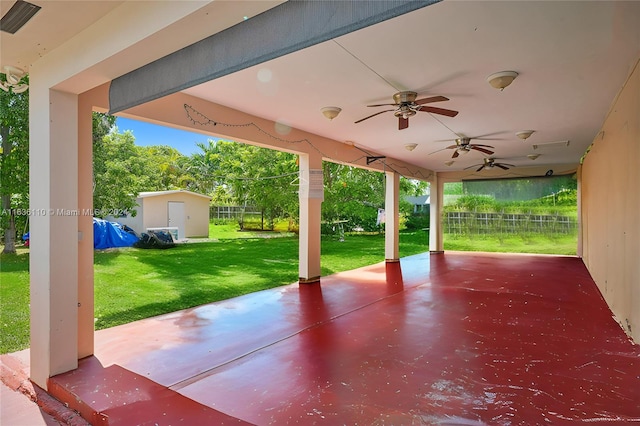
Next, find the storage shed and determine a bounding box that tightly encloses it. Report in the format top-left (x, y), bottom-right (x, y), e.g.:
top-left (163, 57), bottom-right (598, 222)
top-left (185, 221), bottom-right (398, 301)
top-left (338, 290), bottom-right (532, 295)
top-left (109, 190), bottom-right (211, 240)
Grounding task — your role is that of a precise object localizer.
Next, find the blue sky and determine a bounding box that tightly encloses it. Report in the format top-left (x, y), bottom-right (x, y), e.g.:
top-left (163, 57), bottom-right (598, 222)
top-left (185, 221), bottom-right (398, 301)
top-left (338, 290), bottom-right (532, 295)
top-left (115, 117), bottom-right (216, 156)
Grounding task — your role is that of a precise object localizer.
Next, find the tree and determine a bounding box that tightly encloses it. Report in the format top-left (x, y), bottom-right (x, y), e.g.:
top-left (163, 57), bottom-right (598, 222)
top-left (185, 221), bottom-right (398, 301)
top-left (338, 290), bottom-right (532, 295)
top-left (0, 74), bottom-right (29, 253)
top-left (322, 163), bottom-right (386, 232)
top-left (92, 117), bottom-right (195, 216)
top-left (92, 127), bottom-right (157, 216)
top-left (190, 140), bottom-right (299, 230)
top-left (142, 145), bottom-right (192, 190)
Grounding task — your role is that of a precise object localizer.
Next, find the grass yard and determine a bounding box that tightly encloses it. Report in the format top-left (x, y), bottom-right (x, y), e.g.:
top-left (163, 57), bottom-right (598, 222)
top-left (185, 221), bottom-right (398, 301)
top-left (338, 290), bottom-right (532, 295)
top-left (0, 247), bottom-right (29, 354)
top-left (444, 232), bottom-right (577, 255)
top-left (0, 230), bottom-right (428, 354)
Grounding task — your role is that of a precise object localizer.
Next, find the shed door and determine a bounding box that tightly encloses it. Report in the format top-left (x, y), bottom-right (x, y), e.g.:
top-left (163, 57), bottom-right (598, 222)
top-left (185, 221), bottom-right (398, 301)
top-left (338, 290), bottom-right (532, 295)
top-left (168, 201), bottom-right (185, 240)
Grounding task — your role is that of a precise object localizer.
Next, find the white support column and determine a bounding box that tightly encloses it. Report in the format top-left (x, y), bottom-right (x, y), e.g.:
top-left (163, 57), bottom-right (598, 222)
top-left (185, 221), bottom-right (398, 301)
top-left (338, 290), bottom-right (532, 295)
top-left (429, 174), bottom-right (444, 253)
top-left (29, 88), bottom-right (79, 389)
top-left (77, 95), bottom-right (95, 358)
top-left (385, 171), bottom-right (400, 262)
top-left (298, 153), bottom-right (323, 283)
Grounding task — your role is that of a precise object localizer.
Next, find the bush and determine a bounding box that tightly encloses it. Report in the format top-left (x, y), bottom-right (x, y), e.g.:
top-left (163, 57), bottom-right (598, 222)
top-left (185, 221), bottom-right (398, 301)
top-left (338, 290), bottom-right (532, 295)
top-left (404, 213), bottom-right (430, 231)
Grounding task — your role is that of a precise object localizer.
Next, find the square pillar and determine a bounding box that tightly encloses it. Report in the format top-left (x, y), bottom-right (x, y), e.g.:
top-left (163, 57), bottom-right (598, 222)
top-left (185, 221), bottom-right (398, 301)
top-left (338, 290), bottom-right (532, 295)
top-left (429, 174), bottom-right (444, 253)
top-left (384, 171), bottom-right (400, 262)
top-left (29, 88), bottom-right (79, 389)
top-left (298, 153), bottom-right (323, 283)
top-left (77, 94), bottom-right (95, 359)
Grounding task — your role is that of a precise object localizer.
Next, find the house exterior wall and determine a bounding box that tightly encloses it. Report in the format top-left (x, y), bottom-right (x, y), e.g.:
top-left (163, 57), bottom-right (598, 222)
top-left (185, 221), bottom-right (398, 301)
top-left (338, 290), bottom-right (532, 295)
top-left (580, 59), bottom-right (640, 342)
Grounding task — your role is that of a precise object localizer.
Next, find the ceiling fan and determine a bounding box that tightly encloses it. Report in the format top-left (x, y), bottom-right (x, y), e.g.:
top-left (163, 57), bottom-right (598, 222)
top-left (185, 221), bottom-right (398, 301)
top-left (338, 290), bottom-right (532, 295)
top-left (354, 91), bottom-right (458, 130)
top-left (467, 157), bottom-right (515, 171)
top-left (443, 137), bottom-right (495, 158)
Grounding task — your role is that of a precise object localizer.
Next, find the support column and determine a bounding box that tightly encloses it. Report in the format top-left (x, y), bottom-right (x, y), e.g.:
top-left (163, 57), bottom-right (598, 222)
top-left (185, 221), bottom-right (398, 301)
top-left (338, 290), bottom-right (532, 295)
top-left (298, 153), bottom-right (323, 284)
top-left (30, 88), bottom-right (79, 389)
top-left (429, 174), bottom-right (444, 253)
top-left (576, 165), bottom-right (583, 258)
top-left (77, 95), bottom-right (95, 358)
top-left (384, 171), bottom-right (400, 262)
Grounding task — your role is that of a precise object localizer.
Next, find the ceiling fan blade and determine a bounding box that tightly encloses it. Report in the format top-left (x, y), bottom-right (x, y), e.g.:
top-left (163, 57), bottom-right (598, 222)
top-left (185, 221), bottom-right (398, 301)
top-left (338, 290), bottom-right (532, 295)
top-left (452, 150), bottom-right (460, 159)
top-left (429, 147), bottom-right (451, 155)
top-left (399, 117), bottom-right (409, 130)
top-left (418, 106), bottom-right (459, 117)
top-left (366, 103), bottom-right (398, 107)
top-left (495, 164), bottom-right (510, 170)
top-left (355, 109), bottom-right (394, 124)
top-left (415, 95), bottom-right (449, 105)
top-left (464, 131), bottom-right (506, 140)
top-left (476, 165), bottom-right (486, 172)
top-left (471, 143), bottom-right (495, 148)
top-left (445, 144), bottom-right (458, 150)
top-left (471, 146), bottom-right (495, 155)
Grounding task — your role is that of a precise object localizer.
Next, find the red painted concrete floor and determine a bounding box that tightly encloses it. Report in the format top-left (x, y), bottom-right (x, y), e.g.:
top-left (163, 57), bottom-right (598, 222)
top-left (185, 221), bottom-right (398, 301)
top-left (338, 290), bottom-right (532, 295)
top-left (48, 252), bottom-right (640, 425)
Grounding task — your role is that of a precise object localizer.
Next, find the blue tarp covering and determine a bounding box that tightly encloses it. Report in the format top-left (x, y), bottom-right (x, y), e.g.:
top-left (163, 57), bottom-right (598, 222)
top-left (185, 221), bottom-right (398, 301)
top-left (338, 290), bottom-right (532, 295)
top-left (93, 218), bottom-right (139, 249)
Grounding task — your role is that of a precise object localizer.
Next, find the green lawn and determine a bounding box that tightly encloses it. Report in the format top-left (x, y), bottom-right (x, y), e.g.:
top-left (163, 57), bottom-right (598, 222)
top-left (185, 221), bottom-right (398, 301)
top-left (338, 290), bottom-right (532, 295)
top-left (444, 232), bottom-right (577, 255)
top-left (0, 230), bottom-right (427, 354)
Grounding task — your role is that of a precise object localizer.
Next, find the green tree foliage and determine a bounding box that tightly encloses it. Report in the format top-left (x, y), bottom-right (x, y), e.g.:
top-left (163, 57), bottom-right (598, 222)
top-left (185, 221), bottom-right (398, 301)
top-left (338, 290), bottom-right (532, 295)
top-left (0, 75), bottom-right (29, 253)
top-left (92, 126), bottom-right (189, 216)
top-left (143, 145), bottom-right (194, 190)
top-left (191, 140), bottom-right (298, 230)
top-left (322, 163), bottom-right (386, 232)
top-left (92, 114), bottom-right (196, 217)
top-left (321, 162), bottom-right (425, 232)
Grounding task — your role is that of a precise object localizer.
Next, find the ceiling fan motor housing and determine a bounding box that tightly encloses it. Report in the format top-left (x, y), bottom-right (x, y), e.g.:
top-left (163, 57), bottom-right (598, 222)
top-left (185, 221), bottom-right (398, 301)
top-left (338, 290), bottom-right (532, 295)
top-left (393, 91), bottom-right (418, 104)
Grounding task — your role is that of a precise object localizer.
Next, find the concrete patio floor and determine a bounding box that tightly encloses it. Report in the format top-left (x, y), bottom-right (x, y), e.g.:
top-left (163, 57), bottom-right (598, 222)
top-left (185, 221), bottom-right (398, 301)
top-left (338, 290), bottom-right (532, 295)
top-left (3, 252), bottom-right (640, 424)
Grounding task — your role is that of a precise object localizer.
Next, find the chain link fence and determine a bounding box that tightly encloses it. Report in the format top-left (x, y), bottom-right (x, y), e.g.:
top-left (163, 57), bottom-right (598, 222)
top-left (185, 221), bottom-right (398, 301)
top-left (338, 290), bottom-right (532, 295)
top-left (444, 210), bottom-right (576, 235)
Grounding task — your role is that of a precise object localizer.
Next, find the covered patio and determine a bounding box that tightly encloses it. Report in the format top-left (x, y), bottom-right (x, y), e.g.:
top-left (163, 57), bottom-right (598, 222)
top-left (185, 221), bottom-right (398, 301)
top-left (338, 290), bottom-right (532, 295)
top-left (1, 1), bottom-right (639, 424)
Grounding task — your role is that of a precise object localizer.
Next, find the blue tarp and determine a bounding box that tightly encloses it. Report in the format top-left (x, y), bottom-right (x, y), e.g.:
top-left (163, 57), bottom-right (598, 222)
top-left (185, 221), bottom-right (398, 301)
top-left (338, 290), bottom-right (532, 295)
top-left (93, 218), bottom-right (139, 249)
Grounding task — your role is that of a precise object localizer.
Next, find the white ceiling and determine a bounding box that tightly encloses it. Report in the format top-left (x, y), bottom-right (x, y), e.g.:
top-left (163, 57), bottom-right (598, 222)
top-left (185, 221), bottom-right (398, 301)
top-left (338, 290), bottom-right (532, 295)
top-left (2, 0), bottom-right (639, 174)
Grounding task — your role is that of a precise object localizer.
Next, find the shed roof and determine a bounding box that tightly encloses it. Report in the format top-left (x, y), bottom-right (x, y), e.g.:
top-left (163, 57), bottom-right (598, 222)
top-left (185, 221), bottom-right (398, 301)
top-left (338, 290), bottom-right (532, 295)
top-left (138, 190), bottom-right (211, 200)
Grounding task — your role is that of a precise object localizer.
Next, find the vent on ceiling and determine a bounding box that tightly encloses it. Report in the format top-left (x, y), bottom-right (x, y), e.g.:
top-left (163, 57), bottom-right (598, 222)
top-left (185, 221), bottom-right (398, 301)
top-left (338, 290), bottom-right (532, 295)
top-left (1, 0), bottom-right (41, 34)
top-left (532, 140), bottom-right (570, 150)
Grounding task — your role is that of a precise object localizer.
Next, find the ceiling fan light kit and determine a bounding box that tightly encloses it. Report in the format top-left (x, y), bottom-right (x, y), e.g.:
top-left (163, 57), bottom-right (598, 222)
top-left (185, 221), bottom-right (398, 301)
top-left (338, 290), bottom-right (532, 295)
top-left (516, 130), bottom-right (535, 141)
top-left (487, 71), bottom-right (519, 90)
top-left (469, 157), bottom-right (515, 172)
top-left (355, 91), bottom-right (458, 130)
top-left (445, 137), bottom-right (495, 159)
top-left (321, 106), bottom-right (341, 120)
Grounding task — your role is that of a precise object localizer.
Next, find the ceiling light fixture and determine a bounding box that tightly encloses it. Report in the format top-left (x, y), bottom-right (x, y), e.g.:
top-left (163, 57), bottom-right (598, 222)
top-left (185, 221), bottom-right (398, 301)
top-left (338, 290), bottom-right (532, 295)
top-left (404, 143), bottom-right (417, 151)
top-left (0, 65), bottom-right (29, 93)
top-left (527, 154), bottom-right (540, 160)
top-left (487, 71), bottom-right (519, 91)
top-left (321, 106), bottom-right (341, 120)
top-left (516, 130), bottom-right (535, 141)
top-left (445, 161), bottom-right (454, 167)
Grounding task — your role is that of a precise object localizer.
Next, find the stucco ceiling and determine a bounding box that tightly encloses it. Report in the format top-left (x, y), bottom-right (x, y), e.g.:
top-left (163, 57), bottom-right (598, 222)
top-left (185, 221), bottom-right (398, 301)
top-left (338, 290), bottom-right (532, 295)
top-left (2, 1), bottom-right (639, 174)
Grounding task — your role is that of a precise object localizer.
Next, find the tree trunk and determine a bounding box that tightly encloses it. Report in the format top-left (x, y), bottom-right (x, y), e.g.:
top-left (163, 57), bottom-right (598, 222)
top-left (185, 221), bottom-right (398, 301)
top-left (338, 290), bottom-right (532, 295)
top-left (1, 125), bottom-right (16, 254)
top-left (2, 199), bottom-right (16, 254)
